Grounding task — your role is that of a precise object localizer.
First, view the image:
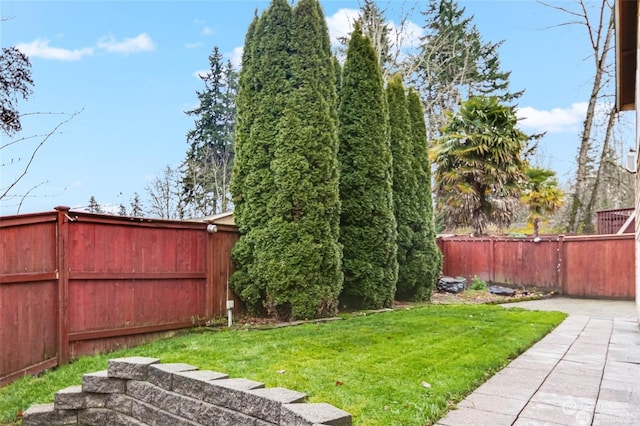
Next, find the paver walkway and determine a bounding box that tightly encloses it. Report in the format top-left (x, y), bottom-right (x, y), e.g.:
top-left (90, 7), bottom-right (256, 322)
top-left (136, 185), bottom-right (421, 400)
top-left (436, 298), bottom-right (640, 426)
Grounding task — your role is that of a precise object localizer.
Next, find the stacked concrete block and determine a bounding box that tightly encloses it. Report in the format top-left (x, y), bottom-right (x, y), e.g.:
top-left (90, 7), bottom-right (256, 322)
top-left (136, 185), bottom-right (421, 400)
top-left (21, 356), bottom-right (351, 426)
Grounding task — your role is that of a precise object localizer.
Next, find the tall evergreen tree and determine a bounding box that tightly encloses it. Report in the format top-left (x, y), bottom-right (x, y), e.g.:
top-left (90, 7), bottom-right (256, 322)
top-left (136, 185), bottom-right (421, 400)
top-left (182, 47), bottom-right (238, 218)
top-left (402, 89), bottom-right (442, 301)
top-left (338, 23), bottom-right (397, 310)
top-left (231, 0), bottom-right (342, 320)
top-left (386, 75), bottom-right (418, 300)
top-left (260, 0), bottom-right (341, 320)
top-left (231, 2), bottom-right (293, 314)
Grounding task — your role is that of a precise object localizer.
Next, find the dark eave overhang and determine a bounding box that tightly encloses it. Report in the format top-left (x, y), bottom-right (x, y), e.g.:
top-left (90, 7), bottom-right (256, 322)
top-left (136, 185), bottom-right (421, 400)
top-left (616, 0), bottom-right (638, 111)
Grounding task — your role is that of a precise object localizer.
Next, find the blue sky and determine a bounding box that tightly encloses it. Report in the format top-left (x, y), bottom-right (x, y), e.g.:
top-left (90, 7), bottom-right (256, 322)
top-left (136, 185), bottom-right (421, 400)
top-left (0, 0), bottom-right (631, 215)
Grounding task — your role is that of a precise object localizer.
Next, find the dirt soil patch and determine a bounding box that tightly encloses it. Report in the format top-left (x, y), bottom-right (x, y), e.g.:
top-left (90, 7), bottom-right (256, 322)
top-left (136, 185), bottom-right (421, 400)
top-left (429, 289), bottom-right (553, 305)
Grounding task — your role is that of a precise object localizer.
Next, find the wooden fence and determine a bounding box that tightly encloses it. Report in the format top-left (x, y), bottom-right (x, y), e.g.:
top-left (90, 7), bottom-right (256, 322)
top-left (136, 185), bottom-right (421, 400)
top-left (596, 208), bottom-right (635, 234)
top-left (437, 234), bottom-right (635, 299)
top-left (3, 208), bottom-right (636, 387)
top-left (0, 207), bottom-right (241, 387)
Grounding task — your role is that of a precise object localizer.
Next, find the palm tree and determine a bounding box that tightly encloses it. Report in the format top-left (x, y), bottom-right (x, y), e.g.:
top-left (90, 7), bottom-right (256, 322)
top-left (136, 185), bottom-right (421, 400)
top-left (521, 167), bottom-right (564, 237)
top-left (432, 96), bottom-right (527, 236)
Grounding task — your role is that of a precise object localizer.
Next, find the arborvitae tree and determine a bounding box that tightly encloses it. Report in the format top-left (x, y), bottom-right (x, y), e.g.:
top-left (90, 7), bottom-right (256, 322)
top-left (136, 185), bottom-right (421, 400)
top-left (231, 2), bottom-right (293, 315)
top-left (182, 47), bottom-right (238, 217)
top-left (231, 0), bottom-right (342, 320)
top-left (401, 89), bottom-right (442, 301)
top-left (258, 0), bottom-right (341, 320)
top-left (386, 75), bottom-right (420, 299)
top-left (338, 23), bottom-right (397, 310)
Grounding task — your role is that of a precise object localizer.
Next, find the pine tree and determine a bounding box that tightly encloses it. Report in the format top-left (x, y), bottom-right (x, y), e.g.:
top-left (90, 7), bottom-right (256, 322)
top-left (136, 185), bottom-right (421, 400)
top-left (130, 192), bottom-right (144, 217)
top-left (402, 89), bottom-right (442, 301)
top-left (386, 75), bottom-right (420, 300)
top-left (182, 47), bottom-right (238, 218)
top-left (338, 23), bottom-right (397, 310)
top-left (87, 196), bottom-right (102, 214)
top-left (413, 0), bottom-right (522, 139)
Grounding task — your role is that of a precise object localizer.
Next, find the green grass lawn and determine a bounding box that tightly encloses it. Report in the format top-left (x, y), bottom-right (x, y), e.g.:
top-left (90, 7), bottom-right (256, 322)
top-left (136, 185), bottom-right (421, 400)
top-left (0, 304), bottom-right (566, 425)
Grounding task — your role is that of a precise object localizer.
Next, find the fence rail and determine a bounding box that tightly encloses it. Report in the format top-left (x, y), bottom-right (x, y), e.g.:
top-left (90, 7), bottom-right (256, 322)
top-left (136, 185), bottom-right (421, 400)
top-left (0, 207), bottom-right (240, 387)
top-left (437, 234), bottom-right (635, 299)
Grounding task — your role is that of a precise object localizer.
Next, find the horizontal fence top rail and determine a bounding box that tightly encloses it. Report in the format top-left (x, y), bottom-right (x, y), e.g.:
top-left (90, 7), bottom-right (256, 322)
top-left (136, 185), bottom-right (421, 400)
top-left (438, 233), bottom-right (634, 242)
top-left (0, 206), bottom-right (240, 233)
top-left (0, 211), bottom-right (57, 228)
top-left (437, 234), bottom-right (564, 243)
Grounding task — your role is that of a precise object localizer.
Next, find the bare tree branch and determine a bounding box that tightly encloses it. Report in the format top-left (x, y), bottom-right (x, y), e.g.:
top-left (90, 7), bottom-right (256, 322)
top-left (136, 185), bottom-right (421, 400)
top-left (0, 109), bottom-right (82, 200)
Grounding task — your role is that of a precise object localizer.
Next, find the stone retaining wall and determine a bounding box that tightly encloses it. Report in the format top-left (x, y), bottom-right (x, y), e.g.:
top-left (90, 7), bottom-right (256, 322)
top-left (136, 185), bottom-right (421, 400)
top-left (22, 356), bottom-right (352, 426)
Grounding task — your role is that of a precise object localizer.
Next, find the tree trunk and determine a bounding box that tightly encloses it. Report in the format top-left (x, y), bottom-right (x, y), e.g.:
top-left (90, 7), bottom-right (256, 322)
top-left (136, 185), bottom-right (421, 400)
top-left (582, 105), bottom-right (617, 233)
top-left (567, 7), bottom-right (614, 233)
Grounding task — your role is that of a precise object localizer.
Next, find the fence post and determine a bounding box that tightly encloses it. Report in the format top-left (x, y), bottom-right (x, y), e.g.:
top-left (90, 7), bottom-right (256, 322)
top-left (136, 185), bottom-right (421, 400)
top-left (55, 206), bottom-right (70, 365)
top-left (489, 237), bottom-right (495, 283)
top-left (556, 234), bottom-right (565, 295)
top-left (205, 227), bottom-right (214, 319)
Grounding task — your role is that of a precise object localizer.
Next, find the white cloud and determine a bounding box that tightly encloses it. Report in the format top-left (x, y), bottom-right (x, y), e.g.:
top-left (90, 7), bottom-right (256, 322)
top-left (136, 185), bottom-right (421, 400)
top-left (193, 69), bottom-right (209, 79)
top-left (97, 33), bottom-right (155, 54)
top-left (16, 39), bottom-right (93, 61)
top-left (389, 19), bottom-right (423, 51)
top-left (230, 46), bottom-right (243, 69)
top-left (202, 26), bottom-right (214, 35)
top-left (517, 103), bottom-right (587, 133)
top-left (324, 9), bottom-right (423, 56)
top-left (326, 8), bottom-right (359, 47)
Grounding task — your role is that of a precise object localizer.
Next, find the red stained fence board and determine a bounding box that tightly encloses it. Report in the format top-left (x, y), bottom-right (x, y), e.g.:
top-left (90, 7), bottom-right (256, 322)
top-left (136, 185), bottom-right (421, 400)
top-left (0, 208), bottom-right (241, 387)
top-left (438, 234), bottom-right (635, 299)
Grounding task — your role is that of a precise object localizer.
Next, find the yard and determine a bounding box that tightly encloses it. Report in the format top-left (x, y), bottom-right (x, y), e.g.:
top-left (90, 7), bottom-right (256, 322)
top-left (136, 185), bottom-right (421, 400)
top-left (0, 304), bottom-right (566, 425)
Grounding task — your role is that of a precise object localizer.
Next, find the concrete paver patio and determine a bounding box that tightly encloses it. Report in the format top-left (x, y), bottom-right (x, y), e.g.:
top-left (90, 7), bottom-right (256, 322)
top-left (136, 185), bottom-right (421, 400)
top-left (436, 298), bottom-right (639, 426)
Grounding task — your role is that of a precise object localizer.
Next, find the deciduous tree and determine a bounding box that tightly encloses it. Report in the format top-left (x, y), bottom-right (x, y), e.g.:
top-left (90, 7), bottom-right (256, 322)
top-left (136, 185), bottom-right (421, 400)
top-left (146, 165), bottom-right (182, 219)
top-left (1, 46), bottom-right (33, 136)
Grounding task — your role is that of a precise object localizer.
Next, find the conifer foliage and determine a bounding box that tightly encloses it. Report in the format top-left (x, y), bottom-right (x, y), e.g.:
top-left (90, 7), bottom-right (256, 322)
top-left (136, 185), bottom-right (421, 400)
top-left (231, 0), bottom-right (342, 320)
top-left (386, 76), bottom-right (442, 301)
top-left (182, 47), bottom-right (238, 217)
top-left (338, 24), bottom-right (397, 310)
top-left (404, 89), bottom-right (442, 300)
